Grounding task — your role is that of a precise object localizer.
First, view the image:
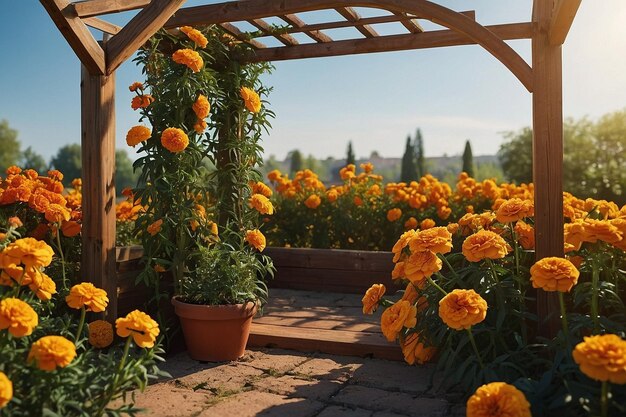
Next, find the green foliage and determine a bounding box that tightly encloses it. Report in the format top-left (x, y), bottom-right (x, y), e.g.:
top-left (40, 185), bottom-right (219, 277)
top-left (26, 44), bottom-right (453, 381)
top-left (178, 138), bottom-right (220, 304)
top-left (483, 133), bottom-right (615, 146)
top-left (288, 149), bottom-right (303, 175)
top-left (115, 150), bottom-right (139, 195)
top-left (50, 144), bottom-right (82, 185)
top-left (497, 127), bottom-right (533, 184)
top-left (414, 128), bottom-right (426, 177)
top-left (400, 136), bottom-right (418, 182)
top-left (0, 119), bottom-right (22, 173)
top-left (346, 141), bottom-right (355, 166)
top-left (20, 146), bottom-right (48, 173)
top-left (461, 139), bottom-right (475, 178)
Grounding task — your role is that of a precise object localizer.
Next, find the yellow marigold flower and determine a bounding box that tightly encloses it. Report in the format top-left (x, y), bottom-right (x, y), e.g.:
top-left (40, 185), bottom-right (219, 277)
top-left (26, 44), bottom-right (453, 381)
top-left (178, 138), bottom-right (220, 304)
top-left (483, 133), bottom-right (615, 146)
top-left (467, 382), bottom-right (531, 417)
top-left (249, 194), bottom-right (274, 215)
top-left (447, 223), bottom-right (459, 235)
top-left (514, 220), bottom-right (535, 250)
top-left (611, 218), bottom-right (626, 251)
top-left (404, 216), bottom-right (418, 230)
top-left (180, 26), bottom-right (208, 48)
top-left (0, 298), bottom-right (38, 337)
top-left (209, 221), bottom-right (218, 235)
top-left (8, 217), bottom-right (22, 228)
top-left (573, 334), bottom-right (626, 384)
top-left (564, 220), bottom-right (585, 251)
top-left (88, 320), bottom-right (114, 349)
top-left (126, 125), bottom-right (151, 147)
top-left (172, 48), bottom-right (204, 73)
top-left (192, 94), bottom-right (210, 120)
top-left (401, 282), bottom-right (419, 305)
top-left (420, 218), bottom-right (435, 230)
top-left (0, 372), bottom-right (12, 408)
top-left (437, 205), bottom-right (452, 220)
top-left (66, 282), bottom-right (109, 312)
top-left (401, 332), bottom-right (436, 365)
top-left (245, 229), bottom-right (266, 252)
top-left (240, 87), bottom-right (262, 113)
top-left (161, 127), bottom-right (189, 153)
top-left (386, 208), bottom-right (402, 222)
top-left (28, 335), bottom-right (76, 371)
top-left (267, 169), bottom-right (282, 182)
top-left (360, 162), bottom-right (374, 174)
top-left (495, 197), bottom-right (533, 223)
top-left (116, 310), bottom-right (160, 348)
top-left (408, 227), bottom-right (452, 255)
top-left (392, 229), bottom-right (418, 262)
top-left (128, 81), bottom-right (144, 92)
top-left (27, 269), bottom-right (57, 301)
top-left (362, 284), bottom-right (385, 314)
top-left (582, 218), bottom-right (622, 244)
top-left (194, 119), bottom-right (207, 134)
top-left (147, 219), bottom-right (163, 236)
top-left (530, 257), bottom-right (579, 293)
top-left (44, 203), bottom-right (71, 223)
top-left (131, 94), bottom-right (154, 110)
top-left (304, 194), bottom-right (321, 209)
top-left (404, 250), bottom-right (441, 287)
top-left (251, 181), bottom-right (273, 198)
top-left (462, 230), bottom-right (509, 262)
top-left (438, 289), bottom-right (487, 330)
top-left (380, 300), bottom-right (417, 342)
top-left (2, 237), bottom-right (54, 269)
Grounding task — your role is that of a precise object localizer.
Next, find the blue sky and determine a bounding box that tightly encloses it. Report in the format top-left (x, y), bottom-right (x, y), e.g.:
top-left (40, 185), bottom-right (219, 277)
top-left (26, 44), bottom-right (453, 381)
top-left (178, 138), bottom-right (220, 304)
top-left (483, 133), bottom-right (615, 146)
top-left (1, 1), bottom-right (625, 162)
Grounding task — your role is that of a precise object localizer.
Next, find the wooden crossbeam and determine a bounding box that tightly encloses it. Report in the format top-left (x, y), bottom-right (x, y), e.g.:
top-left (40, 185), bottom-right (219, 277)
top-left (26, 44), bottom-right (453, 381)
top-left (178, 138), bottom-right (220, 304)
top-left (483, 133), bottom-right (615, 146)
top-left (549, 0), bottom-right (581, 45)
top-left (335, 7), bottom-right (379, 38)
top-left (248, 18), bottom-right (299, 46)
top-left (220, 22), bottom-right (267, 49)
top-left (279, 14), bottom-right (333, 43)
top-left (460, 10), bottom-right (476, 20)
top-left (72, 0), bottom-right (151, 18)
top-left (106, 0), bottom-right (186, 74)
top-left (247, 22), bottom-right (532, 62)
top-left (284, 14), bottom-right (411, 34)
top-left (83, 16), bottom-right (122, 34)
top-left (41, 0), bottom-right (105, 74)
top-left (393, 12), bottom-right (423, 34)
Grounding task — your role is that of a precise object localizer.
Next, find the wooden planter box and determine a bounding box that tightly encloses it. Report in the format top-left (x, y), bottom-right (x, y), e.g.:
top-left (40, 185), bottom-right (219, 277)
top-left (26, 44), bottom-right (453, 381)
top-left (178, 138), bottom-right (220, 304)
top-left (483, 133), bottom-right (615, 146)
top-left (116, 245), bottom-right (150, 317)
top-left (264, 247), bottom-right (395, 294)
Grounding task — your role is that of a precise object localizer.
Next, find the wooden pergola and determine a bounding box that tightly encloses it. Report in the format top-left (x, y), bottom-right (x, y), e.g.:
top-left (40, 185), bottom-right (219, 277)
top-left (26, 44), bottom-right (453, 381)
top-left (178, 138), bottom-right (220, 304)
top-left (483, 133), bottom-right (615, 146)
top-left (41, 0), bottom-right (580, 333)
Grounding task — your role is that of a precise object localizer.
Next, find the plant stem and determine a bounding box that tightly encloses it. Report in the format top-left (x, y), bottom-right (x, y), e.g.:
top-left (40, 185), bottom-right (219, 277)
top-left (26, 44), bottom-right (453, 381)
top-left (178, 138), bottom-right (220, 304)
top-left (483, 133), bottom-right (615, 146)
top-left (601, 380), bottom-right (610, 417)
top-left (510, 222), bottom-right (521, 279)
top-left (591, 259), bottom-right (601, 334)
top-left (426, 276), bottom-right (448, 297)
top-left (466, 327), bottom-right (485, 370)
top-left (439, 254), bottom-right (458, 279)
top-left (75, 307), bottom-right (86, 342)
top-left (55, 227), bottom-right (67, 290)
top-left (97, 337), bottom-right (132, 417)
top-left (558, 292), bottom-right (569, 344)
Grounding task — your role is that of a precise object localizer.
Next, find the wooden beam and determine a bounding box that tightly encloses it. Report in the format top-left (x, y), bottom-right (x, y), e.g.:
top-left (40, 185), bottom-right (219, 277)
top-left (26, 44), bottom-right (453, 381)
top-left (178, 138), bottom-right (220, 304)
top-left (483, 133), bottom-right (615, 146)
top-left (549, 0), bottom-right (581, 45)
top-left (247, 23), bottom-right (532, 62)
top-left (335, 7), bottom-right (379, 38)
top-left (40, 0), bottom-right (105, 74)
top-left (393, 12), bottom-right (423, 34)
top-left (284, 14), bottom-right (413, 34)
top-left (83, 16), bottom-right (122, 35)
top-left (106, 0), bottom-right (186, 74)
top-left (248, 18), bottom-right (299, 46)
top-left (532, 0), bottom-right (564, 339)
top-left (220, 22), bottom-right (266, 49)
top-left (80, 61), bottom-right (117, 321)
top-left (279, 14), bottom-right (333, 43)
top-left (72, 0), bottom-right (150, 18)
top-left (460, 10), bottom-right (476, 21)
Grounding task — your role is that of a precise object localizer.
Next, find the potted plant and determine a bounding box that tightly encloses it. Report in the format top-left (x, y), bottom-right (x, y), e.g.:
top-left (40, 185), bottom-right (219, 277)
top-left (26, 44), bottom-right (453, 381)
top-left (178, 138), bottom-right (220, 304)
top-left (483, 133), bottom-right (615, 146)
top-left (128, 26), bottom-right (274, 360)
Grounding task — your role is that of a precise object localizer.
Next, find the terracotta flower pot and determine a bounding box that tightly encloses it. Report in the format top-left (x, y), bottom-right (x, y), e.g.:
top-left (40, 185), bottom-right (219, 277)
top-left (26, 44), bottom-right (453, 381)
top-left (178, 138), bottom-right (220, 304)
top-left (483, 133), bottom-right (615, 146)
top-left (171, 297), bottom-right (258, 362)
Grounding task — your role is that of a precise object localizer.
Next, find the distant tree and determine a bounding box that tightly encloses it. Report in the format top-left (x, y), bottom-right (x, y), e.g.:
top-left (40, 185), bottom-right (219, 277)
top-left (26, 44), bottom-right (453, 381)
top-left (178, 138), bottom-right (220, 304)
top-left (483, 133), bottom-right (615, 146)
top-left (370, 151), bottom-right (381, 159)
top-left (289, 149), bottom-right (303, 174)
top-left (50, 144), bottom-right (82, 185)
top-left (116, 150), bottom-right (139, 194)
top-left (413, 128), bottom-right (425, 177)
top-left (20, 146), bottom-right (47, 173)
top-left (462, 139), bottom-right (475, 177)
top-left (0, 120), bottom-right (21, 173)
top-left (400, 135), bottom-right (418, 182)
top-left (346, 141), bottom-right (355, 166)
top-left (497, 127), bottom-right (533, 184)
top-left (475, 162), bottom-right (505, 182)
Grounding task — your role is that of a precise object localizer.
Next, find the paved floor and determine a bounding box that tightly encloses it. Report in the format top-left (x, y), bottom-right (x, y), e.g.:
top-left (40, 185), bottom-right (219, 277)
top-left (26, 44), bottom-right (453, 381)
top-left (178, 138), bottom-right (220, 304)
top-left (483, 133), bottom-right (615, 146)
top-left (126, 348), bottom-right (465, 417)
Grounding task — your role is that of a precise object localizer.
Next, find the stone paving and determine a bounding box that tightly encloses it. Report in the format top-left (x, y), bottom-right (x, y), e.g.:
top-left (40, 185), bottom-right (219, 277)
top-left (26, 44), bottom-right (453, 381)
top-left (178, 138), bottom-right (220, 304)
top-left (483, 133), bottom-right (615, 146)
top-left (127, 348), bottom-right (465, 417)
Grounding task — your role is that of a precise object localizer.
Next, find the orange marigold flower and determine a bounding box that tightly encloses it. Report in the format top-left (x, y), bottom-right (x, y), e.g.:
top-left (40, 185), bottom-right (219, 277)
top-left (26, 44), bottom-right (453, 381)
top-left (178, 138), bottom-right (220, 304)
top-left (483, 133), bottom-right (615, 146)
top-left (61, 220), bottom-right (81, 237)
top-left (172, 48), bottom-right (204, 73)
top-left (304, 194), bottom-right (321, 209)
top-left (249, 194), bottom-right (274, 215)
top-left (573, 334), bottom-right (626, 384)
top-left (0, 298), bottom-right (38, 337)
top-left (128, 81), bottom-right (144, 92)
top-left (495, 197), bottom-right (533, 223)
top-left (380, 300), bottom-right (417, 342)
top-left (27, 269), bottom-right (57, 301)
top-left (7, 217), bottom-right (22, 228)
top-left (437, 205), bottom-right (452, 220)
top-left (340, 165), bottom-right (356, 181)
top-left (404, 217), bottom-right (418, 230)
top-left (514, 220), bottom-right (535, 250)
top-left (360, 162), bottom-right (374, 174)
top-left (408, 227), bottom-right (452, 255)
top-left (66, 282), bottom-right (109, 312)
top-left (326, 189), bottom-right (338, 203)
top-left (447, 222), bottom-right (460, 234)
top-left (180, 26), bottom-right (208, 48)
top-left (530, 257), bottom-right (579, 293)
top-left (192, 94), bottom-right (210, 120)
top-left (391, 261), bottom-right (405, 280)
top-left (194, 119), bottom-right (207, 134)
top-left (240, 86), bottom-right (262, 113)
top-left (154, 264), bottom-right (166, 273)
top-left (564, 220), bottom-right (585, 251)
top-left (362, 284), bottom-right (385, 314)
top-left (438, 289), bottom-right (487, 330)
top-left (88, 320), bottom-right (114, 349)
top-left (251, 181), bottom-right (273, 198)
top-left (47, 169), bottom-right (63, 181)
top-left (392, 229), bottom-right (418, 262)
top-left (126, 125), bottom-right (151, 147)
top-left (401, 332), bottom-right (436, 365)
top-left (462, 230), bottom-right (509, 262)
top-left (401, 282), bottom-right (419, 305)
top-left (28, 335), bottom-right (76, 371)
top-left (387, 208), bottom-right (402, 222)
top-left (404, 250), bottom-right (441, 287)
top-left (245, 229), bottom-right (266, 252)
top-left (161, 127), bottom-right (189, 153)
top-left (44, 203), bottom-right (71, 223)
top-left (147, 219), bottom-right (163, 236)
top-left (611, 218), bottom-right (626, 251)
top-left (581, 218), bottom-right (622, 244)
top-left (353, 196), bottom-right (363, 206)
top-left (2, 237), bottom-right (54, 269)
top-left (6, 166), bottom-right (21, 175)
top-left (0, 371), bottom-right (12, 408)
top-left (466, 382), bottom-right (531, 417)
top-left (116, 310), bottom-right (160, 348)
top-left (420, 218), bottom-right (435, 230)
top-left (131, 94), bottom-right (154, 110)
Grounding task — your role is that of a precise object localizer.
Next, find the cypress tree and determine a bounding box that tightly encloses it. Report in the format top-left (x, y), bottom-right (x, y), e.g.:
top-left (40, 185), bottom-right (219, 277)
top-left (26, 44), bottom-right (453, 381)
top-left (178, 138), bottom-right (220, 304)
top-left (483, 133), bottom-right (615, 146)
top-left (346, 141), bottom-right (356, 166)
top-left (462, 139), bottom-right (475, 178)
top-left (414, 128), bottom-right (426, 177)
top-left (401, 135), bottom-right (418, 182)
top-left (289, 149), bottom-right (303, 174)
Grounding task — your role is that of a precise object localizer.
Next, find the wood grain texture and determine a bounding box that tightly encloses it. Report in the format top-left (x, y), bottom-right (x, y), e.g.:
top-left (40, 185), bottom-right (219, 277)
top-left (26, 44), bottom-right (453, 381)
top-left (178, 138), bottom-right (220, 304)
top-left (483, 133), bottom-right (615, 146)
top-left (82, 16), bottom-right (122, 34)
top-left (41, 0), bottom-right (105, 74)
top-left (393, 12), bottom-right (423, 34)
top-left (279, 14), bottom-right (333, 43)
top-left (532, 0), bottom-right (564, 339)
top-left (72, 0), bottom-right (151, 18)
top-left (549, 0), bottom-right (581, 45)
top-left (335, 6), bottom-right (379, 38)
top-left (105, 0), bottom-right (186, 74)
top-left (81, 64), bottom-right (117, 321)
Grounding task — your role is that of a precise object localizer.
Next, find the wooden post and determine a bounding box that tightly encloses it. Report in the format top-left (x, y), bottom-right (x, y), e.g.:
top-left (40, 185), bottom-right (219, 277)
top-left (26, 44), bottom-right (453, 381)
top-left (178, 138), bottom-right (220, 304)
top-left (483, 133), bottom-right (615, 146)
top-left (532, 0), bottom-right (565, 338)
top-left (80, 63), bottom-right (117, 321)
